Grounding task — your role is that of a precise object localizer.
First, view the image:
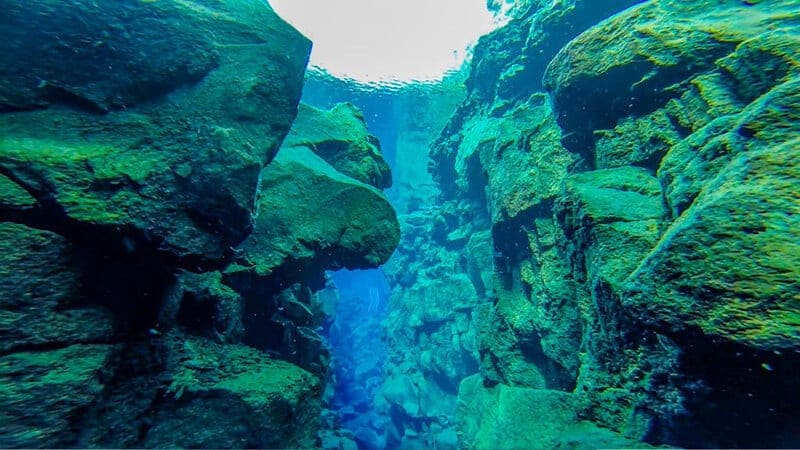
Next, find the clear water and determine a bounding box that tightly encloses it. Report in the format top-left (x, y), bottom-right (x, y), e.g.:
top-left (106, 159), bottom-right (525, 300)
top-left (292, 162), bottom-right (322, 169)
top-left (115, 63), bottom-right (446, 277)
top-left (1, 1), bottom-right (799, 449)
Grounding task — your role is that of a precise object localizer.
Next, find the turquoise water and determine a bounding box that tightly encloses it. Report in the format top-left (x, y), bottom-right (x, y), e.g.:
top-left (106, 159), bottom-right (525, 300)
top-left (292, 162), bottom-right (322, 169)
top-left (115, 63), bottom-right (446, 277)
top-left (1, 1), bottom-right (799, 449)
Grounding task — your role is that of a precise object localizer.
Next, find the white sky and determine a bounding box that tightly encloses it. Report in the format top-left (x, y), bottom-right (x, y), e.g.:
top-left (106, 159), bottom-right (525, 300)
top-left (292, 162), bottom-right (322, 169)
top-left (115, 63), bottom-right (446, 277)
top-left (269, 0), bottom-right (500, 83)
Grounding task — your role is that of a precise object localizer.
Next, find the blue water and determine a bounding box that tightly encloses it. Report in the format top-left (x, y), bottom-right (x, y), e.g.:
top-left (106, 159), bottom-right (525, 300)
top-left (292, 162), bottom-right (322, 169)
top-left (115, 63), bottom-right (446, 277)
top-left (326, 269), bottom-right (391, 449)
top-left (303, 73), bottom-right (402, 448)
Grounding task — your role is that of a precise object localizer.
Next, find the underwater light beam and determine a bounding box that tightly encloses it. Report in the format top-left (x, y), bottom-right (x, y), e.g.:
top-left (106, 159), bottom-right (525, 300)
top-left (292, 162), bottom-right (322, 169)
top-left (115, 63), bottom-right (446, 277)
top-left (269, 0), bottom-right (500, 84)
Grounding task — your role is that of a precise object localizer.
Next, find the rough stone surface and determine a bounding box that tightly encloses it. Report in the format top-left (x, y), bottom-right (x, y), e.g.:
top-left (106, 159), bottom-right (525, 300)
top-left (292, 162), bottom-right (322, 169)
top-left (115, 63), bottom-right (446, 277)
top-left (0, 0), bottom-right (311, 266)
top-left (226, 147), bottom-right (399, 290)
top-left (456, 374), bottom-right (652, 450)
top-left (143, 334), bottom-right (321, 449)
top-left (411, 0), bottom-right (800, 448)
top-left (626, 142), bottom-right (800, 351)
top-left (283, 103), bottom-right (392, 189)
top-left (379, 206), bottom-right (484, 447)
top-left (0, 223), bottom-right (116, 353)
top-left (0, 1), bottom-right (401, 447)
top-left (0, 344), bottom-right (115, 448)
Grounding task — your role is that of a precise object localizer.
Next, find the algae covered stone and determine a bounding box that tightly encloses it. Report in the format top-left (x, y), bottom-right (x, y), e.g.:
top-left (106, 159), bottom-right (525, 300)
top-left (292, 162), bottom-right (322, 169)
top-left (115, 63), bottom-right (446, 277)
top-left (625, 142), bottom-right (800, 351)
top-left (283, 103), bottom-right (392, 189)
top-left (0, 223), bottom-right (115, 353)
top-left (456, 374), bottom-right (652, 449)
top-left (227, 147), bottom-right (399, 287)
top-left (0, 344), bottom-right (115, 448)
top-left (544, 0), bottom-right (800, 154)
top-left (0, 0), bottom-right (311, 265)
top-left (145, 334), bottom-right (321, 449)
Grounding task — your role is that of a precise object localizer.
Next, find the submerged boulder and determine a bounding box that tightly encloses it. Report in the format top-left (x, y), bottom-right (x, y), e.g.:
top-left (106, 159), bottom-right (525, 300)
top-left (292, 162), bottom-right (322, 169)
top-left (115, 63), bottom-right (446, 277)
top-left (421, 0), bottom-right (800, 446)
top-left (143, 334), bottom-right (321, 449)
top-left (283, 103), bottom-right (392, 189)
top-left (226, 147), bottom-right (399, 289)
top-left (0, 344), bottom-right (115, 448)
top-left (540, 0), bottom-right (800, 445)
top-left (456, 375), bottom-right (651, 450)
top-left (0, 222), bottom-right (116, 447)
top-left (0, 1), bottom-right (346, 448)
top-left (0, 0), bottom-right (311, 266)
top-left (544, 0), bottom-right (800, 157)
top-left (0, 223), bottom-right (116, 353)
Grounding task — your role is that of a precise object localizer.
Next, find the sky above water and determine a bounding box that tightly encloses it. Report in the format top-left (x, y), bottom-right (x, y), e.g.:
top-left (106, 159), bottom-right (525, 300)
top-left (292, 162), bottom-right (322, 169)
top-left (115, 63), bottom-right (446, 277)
top-left (269, 0), bottom-right (500, 83)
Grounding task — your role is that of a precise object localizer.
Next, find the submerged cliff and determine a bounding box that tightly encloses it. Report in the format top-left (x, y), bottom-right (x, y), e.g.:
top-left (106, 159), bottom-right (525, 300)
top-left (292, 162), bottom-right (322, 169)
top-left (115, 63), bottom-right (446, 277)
top-left (0, 1), bottom-right (398, 447)
top-left (2, 0), bottom-right (798, 448)
top-left (383, 0), bottom-right (800, 448)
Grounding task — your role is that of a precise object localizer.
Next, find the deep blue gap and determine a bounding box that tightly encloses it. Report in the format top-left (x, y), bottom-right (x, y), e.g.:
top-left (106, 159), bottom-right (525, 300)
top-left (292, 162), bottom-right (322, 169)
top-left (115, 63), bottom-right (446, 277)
top-left (302, 75), bottom-right (401, 449)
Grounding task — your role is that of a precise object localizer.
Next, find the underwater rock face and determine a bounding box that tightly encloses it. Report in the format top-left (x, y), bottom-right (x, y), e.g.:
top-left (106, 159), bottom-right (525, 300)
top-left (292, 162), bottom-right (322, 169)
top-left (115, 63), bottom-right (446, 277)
top-left (415, 0), bottom-right (800, 448)
top-left (626, 142), bottom-right (800, 350)
top-left (0, 1), bottom-right (402, 448)
top-left (283, 103), bottom-right (392, 189)
top-left (142, 334), bottom-right (321, 449)
top-left (380, 206), bottom-right (485, 447)
top-left (0, 223), bottom-right (115, 353)
top-left (0, 344), bottom-right (116, 448)
top-left (220, 143), bottom-right (398, 375)
top-left (456, 374), bottom-right (653, 449)
top-left (544, 0), bottom-right (800, 162)
top-left (226, 146), bottom-right (399, 288)
top-left (0, 0), bottom-right (311, 266)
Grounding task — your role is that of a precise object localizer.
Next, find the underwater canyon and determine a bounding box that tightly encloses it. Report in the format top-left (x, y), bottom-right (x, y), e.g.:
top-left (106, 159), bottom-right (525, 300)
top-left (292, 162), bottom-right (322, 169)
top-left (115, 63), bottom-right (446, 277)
top-left (0, 0), bottom-right (798, 449)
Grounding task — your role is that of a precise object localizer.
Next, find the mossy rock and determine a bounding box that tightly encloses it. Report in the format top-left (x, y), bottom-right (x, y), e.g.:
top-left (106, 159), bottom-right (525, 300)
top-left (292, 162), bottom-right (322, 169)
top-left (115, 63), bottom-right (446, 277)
top-left (544, 0), bottom-right (800, 154)
top-left (660, 76), bottom-right (800, 216)
top-left (556, 168), bottom-right (666, 276)
top-left (457, 374), bottom-right (657, 449)
top-left (452, 95), bottom-right (574, 224)
top-left (466, 231), bottom-right (495, 297)
top-left (0, 0), bottom-right (311, 265)
top-left (484, 97), bottom-right (574, 222)
top-left (159, 270), bottom-right (245, 344)
top-left (226, 147), bottom-right (399, 289)
top-left (282, 103), bottom-right (392, 189)
top-left (521, 220), bottom-right (583, 376)
top-left (0, 223), bottom-right (115, 353)
top-left (0, 173), bottom-right (36, 212)
top-left (625, 141), bottom-right (800, 351)
top-left (0, 0), bottom-right (308, 113)
top-left (0, 344), bottom-right (115, 448)
top-left (145, 333), bottom-right (321, 449)
top-left (594, 108), bottom-right (684, 170)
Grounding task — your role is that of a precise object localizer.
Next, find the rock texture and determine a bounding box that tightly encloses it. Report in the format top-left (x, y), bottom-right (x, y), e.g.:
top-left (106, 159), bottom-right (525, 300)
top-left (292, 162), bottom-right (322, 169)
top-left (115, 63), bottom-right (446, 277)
top-left (0, 2), bottom-right (399, 448)
top-left (387, 0), bottom-right (800, 448)
top-left (0, 0), bottom-right (310, 266)
top-left (282, 103), bottom-right (392, 189)
top-left (227, 147), bottom-right (398, 289)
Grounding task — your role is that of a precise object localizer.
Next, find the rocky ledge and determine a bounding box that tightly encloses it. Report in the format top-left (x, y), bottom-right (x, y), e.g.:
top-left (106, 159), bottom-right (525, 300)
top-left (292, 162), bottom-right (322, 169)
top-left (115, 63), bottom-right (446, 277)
top-left (0, 1), bottom-right (399, 448)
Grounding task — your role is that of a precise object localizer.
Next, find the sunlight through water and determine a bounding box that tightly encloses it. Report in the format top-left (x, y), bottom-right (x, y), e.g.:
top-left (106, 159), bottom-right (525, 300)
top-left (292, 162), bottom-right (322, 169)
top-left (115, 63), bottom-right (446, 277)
top-left (269, 0), bottom-right (502, 86)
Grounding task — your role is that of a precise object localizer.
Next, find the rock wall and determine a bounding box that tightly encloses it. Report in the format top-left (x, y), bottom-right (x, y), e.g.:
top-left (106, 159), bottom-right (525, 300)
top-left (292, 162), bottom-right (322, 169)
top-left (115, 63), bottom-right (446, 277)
top-left (393, 0), bottom-right (800, 448)
top-left (0, 2), bottom-right (399, 448)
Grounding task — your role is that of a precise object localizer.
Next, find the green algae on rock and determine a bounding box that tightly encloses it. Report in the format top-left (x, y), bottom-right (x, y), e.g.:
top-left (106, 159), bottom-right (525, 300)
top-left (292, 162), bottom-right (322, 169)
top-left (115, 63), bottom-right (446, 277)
top-left (226, 147), bottom-right (399, 288)
top-left (0, 0), bottom-right (311, 266)
top-left (625, 141), bottom-right (800, 351)
top-left (456, 374), bottom-right (653, 450)
top-left (0, 223), bottom-right (115, 354)
top-left (543, 0), bottom-right (800, 159)
top-left (0, 345), bottom-right (115, 448)
top-left (407, 0), bottom-right (800, 447)
top-left (144, 334), bottom-right (321, 449)
top-left (2, 0), bottom-right (799, 446)
top-left (0, 0), bottom-right (403, 447)
top-left (282, 103), bottom-right (393, 189)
